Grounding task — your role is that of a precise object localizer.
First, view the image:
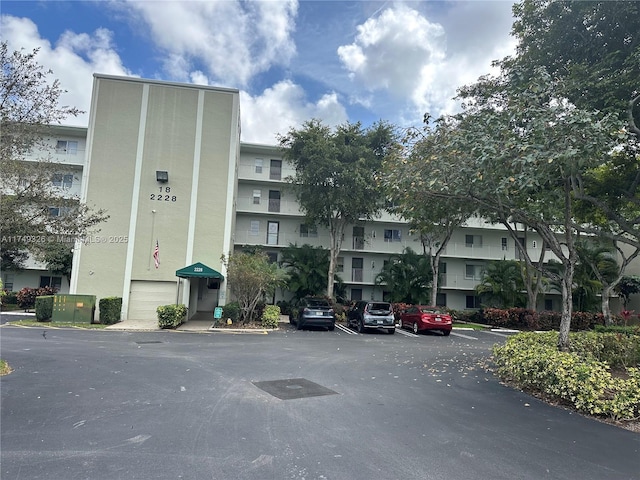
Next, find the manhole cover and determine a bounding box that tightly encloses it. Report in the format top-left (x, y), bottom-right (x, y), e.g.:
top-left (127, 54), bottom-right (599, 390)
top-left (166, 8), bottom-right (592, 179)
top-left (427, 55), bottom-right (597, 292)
top-left (252, 378), bottom-right (338, 400)
top-left (135, 341), bottom-right (163, 344)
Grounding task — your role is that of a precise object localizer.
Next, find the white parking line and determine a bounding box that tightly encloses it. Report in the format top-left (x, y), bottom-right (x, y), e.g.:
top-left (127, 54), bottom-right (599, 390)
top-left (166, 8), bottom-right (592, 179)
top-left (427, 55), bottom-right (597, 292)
top-left (395, 328), bottom-right (419, 338)
top-left (450, 331), bottom-right (478, 340)
top-left (335, 323), bottom-right (358, 335)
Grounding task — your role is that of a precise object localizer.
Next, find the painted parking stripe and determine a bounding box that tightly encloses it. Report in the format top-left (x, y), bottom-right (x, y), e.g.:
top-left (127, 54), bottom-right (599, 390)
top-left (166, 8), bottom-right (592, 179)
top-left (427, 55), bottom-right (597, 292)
top-left (335, 323), bottom-right (358, 335)
top-left (395, 328), bottom-right (419, 338)
top-left (450, 331), bottom-right (478, 340)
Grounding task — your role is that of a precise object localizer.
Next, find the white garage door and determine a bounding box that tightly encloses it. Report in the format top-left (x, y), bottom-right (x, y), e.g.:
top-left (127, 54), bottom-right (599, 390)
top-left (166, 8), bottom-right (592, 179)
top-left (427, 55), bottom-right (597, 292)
top-left (128, 280), bottom-right (177, 321)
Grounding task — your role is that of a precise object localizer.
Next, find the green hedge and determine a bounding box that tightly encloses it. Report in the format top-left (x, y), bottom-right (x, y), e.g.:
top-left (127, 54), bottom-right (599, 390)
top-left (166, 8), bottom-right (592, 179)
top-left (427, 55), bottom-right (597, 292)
top-left (99, 297), bottom-right (122, 325)
top-left (35, 295), bottom-right (54, 322)
top-left (261, 305), bottom-right (280, 329)
top-left (222, 302), bottom-right (240, 323)
top-left (493, 332), bottom-right (640, 420)
top-left (157, 304), bottom-right (187, 329)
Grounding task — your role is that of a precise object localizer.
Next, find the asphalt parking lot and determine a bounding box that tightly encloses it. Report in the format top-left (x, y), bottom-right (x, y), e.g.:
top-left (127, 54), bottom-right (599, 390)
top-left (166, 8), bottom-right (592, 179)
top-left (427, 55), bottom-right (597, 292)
top-left (1, 320), bottom-right (639, 480)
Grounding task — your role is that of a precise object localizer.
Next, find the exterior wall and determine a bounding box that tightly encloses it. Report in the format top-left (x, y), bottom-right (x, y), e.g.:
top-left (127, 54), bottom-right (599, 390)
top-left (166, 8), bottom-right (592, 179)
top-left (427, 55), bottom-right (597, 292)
top-left (71, 75), bottom-right (240, 320)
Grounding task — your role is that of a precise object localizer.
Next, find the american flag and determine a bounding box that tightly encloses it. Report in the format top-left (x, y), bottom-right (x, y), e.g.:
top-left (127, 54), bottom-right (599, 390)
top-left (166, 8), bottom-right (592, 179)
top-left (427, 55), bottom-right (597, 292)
top-left (153, 240), bottom-right (160, 269)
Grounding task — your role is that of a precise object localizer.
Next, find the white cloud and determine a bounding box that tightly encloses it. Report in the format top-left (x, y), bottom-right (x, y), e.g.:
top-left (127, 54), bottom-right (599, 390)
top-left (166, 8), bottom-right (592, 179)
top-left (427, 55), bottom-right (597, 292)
top-left (122, 0), bottom-right (298, 87)
top-left (240, 80), bottom-right (348, 144)
top-left (1, 15), bottom-right (132, 126)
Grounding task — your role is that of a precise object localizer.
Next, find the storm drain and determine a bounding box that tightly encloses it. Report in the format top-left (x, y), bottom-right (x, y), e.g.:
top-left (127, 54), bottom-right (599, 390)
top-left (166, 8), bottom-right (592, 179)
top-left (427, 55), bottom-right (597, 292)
top-left (135, 341), bottom-right (163, 344)
top-left (252, 378), bottom-right (338, 400)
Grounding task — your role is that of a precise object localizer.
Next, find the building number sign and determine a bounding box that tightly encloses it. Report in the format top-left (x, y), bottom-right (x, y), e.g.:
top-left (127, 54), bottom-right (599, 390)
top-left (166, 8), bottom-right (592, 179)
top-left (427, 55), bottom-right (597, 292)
top-left (150, 186), bottom-right (177, 202)
top-left (194, 267), bottom-right (203, 272)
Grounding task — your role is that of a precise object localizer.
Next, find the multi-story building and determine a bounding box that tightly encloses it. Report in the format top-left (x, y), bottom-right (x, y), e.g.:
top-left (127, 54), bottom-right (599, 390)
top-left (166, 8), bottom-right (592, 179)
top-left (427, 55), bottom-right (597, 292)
top-left (3, 74), bottom-right (635, 319)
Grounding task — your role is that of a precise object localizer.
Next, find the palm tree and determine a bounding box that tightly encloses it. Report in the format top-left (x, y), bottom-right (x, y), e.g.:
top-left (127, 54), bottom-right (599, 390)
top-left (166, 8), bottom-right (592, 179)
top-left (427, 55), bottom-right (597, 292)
top-left (280, 244), bottom-right (343, 301)
top-left (475, 260), bottom-right (526, 309)
top-left (375, 247), bottom-right (432, 304)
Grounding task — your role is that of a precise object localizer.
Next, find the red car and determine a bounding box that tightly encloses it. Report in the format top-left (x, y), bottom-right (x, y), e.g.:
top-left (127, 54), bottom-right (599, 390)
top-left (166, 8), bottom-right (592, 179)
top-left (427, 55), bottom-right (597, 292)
top-left (398, 306), bottom-right (452, 336)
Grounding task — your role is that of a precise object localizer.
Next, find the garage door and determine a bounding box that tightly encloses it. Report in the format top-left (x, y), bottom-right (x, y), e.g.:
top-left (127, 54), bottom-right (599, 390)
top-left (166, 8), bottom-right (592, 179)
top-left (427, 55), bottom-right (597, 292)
top-left (128, 280), bottom-right (177, 321)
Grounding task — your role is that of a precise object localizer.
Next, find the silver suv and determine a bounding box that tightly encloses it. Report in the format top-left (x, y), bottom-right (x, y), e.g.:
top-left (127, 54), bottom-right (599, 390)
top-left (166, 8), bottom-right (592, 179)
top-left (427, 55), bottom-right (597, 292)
top-left (347, 301), bottom-right (395, 334)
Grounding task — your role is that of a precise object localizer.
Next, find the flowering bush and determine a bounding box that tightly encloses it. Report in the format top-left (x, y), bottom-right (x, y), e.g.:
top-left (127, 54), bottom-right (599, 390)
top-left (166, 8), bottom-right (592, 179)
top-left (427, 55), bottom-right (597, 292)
top-left (16, 286), bottom-right (58, 310)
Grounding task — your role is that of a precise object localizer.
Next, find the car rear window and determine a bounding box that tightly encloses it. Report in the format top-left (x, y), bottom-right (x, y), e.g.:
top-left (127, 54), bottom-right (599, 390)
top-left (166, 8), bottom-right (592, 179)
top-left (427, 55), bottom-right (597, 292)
top-left (420, 307), bottom-right (444, 314)
top-left (308, 299), bottom-right (330, 307)
top-left (367, 303), bottom-right (391, 312)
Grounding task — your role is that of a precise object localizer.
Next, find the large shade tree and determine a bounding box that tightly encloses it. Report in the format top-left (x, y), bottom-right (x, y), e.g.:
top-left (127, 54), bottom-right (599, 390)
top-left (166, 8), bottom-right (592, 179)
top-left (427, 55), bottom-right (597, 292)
top-left (279, 119), bottom-right (396, 299)
top-left (0, 42), bottom-right (108, 270)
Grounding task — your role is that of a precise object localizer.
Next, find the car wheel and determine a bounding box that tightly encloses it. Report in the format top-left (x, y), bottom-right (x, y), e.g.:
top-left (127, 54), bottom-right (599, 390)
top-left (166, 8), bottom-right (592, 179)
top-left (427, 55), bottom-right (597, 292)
top-left (296, 319), bottom-right (303, 330)
top-left (443, 330), bottom-right (451, 336)
top-left (387, 328), bottom-right (395, 334)
top-left (358, 320), bottom-right (366, 334)
top-left (328, 323), bottom-right (335, 331)
top-left (413, 322), bottom-right (419, 334)
top-left (398, 319), bottom-right (403, 329)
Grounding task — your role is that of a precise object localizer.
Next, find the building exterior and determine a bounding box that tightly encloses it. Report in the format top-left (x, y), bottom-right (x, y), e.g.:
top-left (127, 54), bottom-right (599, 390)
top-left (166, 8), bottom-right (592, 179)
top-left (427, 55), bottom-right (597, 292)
top-left (3, 74), bottom-right (637, 319)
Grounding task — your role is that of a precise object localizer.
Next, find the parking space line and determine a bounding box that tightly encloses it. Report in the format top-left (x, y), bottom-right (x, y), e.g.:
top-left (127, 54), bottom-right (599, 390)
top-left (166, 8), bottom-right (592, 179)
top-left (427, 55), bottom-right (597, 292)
top-left (395, 328), bottom-right (419, 338)
top-left (335, 324), bottom-right (358, 335)
top-left (450, 331), bottom-right (478, 340)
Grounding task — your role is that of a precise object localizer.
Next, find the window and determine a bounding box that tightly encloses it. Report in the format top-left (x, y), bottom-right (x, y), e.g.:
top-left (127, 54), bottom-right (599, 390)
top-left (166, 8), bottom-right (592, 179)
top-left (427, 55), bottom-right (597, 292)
top-left (267, 221), bottom-right (279, 245)
top-left (501, 237), bottom-right (508, 251)
top-left (268, 190), bottom-right (280, 212)
top-left (465, 264), bottom-right (484, 280)
top-left (352, 257), bottom-right (363, 282)
top-left (466, 295), bottom-right (481, 309)
top-left (544, 298), bottom-right (553, 311)
top-left (249, 220), bottom-right (260, 236)
top-left (52, 174), bottom-right (73, 188)
top-left (436, 293), bottom-right (447, 307)
top-left (299, 224), bottom-right (317, 238)
top-left (3, 274), bottom-right (14, 291)
top-left (269, 159), bottom-right (282, 180)
top-left (336, 257), bottom-right (344, 273)
top-left (351, 288), bottom-right (362, 301)
top-left (439, 261), bottom-right (447, 286)
top-left (383, 229), bottom-right (401, 242)
top-left (353, 226), bottom-right (364, 250)
top-left (40, 276), bottom-right (62, 289)
top-left (49, 207), bottom-right (60, 217)
top-left (252, 189), bottom-right (261, 205)
top-left (56, 140), bottom-right (78, 155)
top-left (255, 159), bottom-right (263, 173)
top-left (465, 234), bottom-right (482, 247)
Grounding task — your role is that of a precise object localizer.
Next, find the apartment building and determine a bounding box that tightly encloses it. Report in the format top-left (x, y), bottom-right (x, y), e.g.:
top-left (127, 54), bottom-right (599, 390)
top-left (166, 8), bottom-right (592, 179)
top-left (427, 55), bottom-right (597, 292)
top-left (4, 75), bottom-right (636, 319)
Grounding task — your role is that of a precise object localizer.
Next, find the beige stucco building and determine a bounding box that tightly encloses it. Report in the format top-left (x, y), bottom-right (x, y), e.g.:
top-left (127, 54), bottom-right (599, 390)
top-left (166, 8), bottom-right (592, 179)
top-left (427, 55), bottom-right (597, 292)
top-left (70, 75), bottom-right (240, 321)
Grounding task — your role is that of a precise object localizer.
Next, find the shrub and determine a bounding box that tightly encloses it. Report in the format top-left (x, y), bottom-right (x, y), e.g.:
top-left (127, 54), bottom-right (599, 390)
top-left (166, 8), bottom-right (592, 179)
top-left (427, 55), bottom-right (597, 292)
top-left (99, 297), bottom-right (122, 325)
top-left (157, 304), bottom-right (187, 329)
top-left (222, 302), bottom-right (241, 323)
top-left (493, 332), bottom-right (640, 420)
top-left (2, 290), bottom-right (18, 306)
top-left (16, 286), bottom-right (57, 310)
top-left (276, 300), bottom-right (292, 316)
top-left (35, 295), bottom-right (54, 321)
top-left (261, 305), bottom-right (281, 329)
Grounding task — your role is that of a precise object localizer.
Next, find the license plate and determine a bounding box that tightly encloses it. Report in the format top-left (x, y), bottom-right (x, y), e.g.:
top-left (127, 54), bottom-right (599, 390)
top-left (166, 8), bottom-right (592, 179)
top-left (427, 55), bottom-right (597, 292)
top-left (377, 320), bottom-right (383, 324)
top-left (315, 311), bottom-right (323, 316)
top-left (435, 317), bottom-right (441, 322)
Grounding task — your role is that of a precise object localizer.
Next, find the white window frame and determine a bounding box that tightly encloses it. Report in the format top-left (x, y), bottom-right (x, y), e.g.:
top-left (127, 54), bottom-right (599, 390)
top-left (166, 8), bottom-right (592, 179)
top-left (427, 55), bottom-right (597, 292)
top-left (255, 158), bottom-right (263, 174)
top-left (252, 189), bottom-right (261, 205)
top-left (249, 220), bottom-right (260, 236)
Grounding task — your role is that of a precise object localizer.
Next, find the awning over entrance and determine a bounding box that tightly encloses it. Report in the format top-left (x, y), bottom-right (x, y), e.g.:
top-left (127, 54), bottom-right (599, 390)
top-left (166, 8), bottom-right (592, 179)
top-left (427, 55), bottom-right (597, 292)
top-left (175, 262), bottom-right (225, 280)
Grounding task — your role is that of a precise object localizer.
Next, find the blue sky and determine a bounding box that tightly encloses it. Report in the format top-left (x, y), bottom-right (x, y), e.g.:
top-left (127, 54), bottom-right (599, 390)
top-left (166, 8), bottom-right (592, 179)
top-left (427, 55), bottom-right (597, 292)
top-left (1, 0), bottom-right (517, 144)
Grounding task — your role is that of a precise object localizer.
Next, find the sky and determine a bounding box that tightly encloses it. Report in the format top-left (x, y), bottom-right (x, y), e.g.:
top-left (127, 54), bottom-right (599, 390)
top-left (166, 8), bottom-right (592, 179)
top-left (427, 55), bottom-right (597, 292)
top-left (1, 0), bottom-right (518, 145)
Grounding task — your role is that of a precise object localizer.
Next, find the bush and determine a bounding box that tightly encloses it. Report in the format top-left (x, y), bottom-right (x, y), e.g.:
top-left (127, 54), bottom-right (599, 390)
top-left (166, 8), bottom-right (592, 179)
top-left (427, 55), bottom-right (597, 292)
top-left (157, 304), bottom-right (187, 329)
top-left (493, 331), bottom-right (640, 420)
top-left (16, 286), bottom-right (57, 310)
top-left (99, 297), bottom-right (122, 325)
top-left (261, 305), bottom-right (281, 329)
top-left (276, 300), bottom-right (292, 316)
top-left (222, 302), bottom-right (241, 323)
top-left (2, 290), bottom-right (18, 306)
top-left (35, 295), bottom-right (54, 321)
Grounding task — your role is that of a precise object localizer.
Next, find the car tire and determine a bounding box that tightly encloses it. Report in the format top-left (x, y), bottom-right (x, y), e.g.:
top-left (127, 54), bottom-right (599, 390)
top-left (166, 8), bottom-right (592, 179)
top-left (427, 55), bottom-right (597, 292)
top-left (413, 322), bottom-right (419, 334)
top-left (443, 330), bottom-right (451, 336)
top-left (387, 328), bottom-right (395, 334)
top-left (358, 320), bottom-right (366, 334)
top-left (398, 319), bottom-right (403, 329)
top-left (328, 324), bottom-right (335, 331)
top-left (296, 319), bottom-right (303, 330)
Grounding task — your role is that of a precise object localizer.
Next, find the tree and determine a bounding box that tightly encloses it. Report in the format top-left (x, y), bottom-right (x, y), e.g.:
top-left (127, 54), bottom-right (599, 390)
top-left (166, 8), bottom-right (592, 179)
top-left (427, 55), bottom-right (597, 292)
top-left (615, 276), bottom-right (640, 310)
top-left (380, 117), bottom-right (476, 306)
top-left (475, 260), bottom-right (526, 309)
top-left (0, 42), bottom-right (108, 270)
top-left (34, 240), bottom-right (74, 285)
top-left (279, 119), bottom-right (396, 299)
top-left (222, 251), bottom-right (282, 324)
top-left (374, 247), bottom-right (432, 304)
top-left (279, 244), bottom-right (344, 302)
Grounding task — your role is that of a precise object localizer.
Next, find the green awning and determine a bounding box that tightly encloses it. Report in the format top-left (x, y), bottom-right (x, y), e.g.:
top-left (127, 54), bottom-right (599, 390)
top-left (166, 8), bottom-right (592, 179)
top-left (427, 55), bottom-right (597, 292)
top-left (175, 262), bottom-right (225, 280)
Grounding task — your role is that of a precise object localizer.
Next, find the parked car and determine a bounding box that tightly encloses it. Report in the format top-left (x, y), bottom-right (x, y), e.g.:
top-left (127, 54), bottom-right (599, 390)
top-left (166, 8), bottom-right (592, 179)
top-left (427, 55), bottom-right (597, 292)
top-left (398, 306), bottom-right (452, 336)
top-left (347, 301), bottom-right (395, 334)
top-left (292, 297), bottom-right (336, 331)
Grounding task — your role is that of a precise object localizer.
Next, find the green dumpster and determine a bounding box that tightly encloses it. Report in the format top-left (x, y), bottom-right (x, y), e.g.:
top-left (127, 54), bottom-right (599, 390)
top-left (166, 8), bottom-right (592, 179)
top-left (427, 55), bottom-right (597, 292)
top-left (52, 294), bottom-right (96, 324)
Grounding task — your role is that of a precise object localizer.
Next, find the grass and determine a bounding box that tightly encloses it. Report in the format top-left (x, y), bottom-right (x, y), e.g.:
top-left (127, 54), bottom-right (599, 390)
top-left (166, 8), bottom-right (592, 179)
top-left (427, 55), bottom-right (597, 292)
top-left (8, 320), bottom-right (109, 329)
top-left (453, 321), bottom-right (490, 331)
top-left (0, 360), bottom-right (12, 376)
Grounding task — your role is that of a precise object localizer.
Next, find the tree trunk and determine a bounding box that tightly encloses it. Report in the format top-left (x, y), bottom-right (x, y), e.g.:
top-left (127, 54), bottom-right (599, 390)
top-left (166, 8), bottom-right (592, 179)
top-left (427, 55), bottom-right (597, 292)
top-left (430, 258), bottom-right (439, 307)
top-left (557, 265), bottom-right (573, 351)
top-left (601, 284), bottom-right (613, 326)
